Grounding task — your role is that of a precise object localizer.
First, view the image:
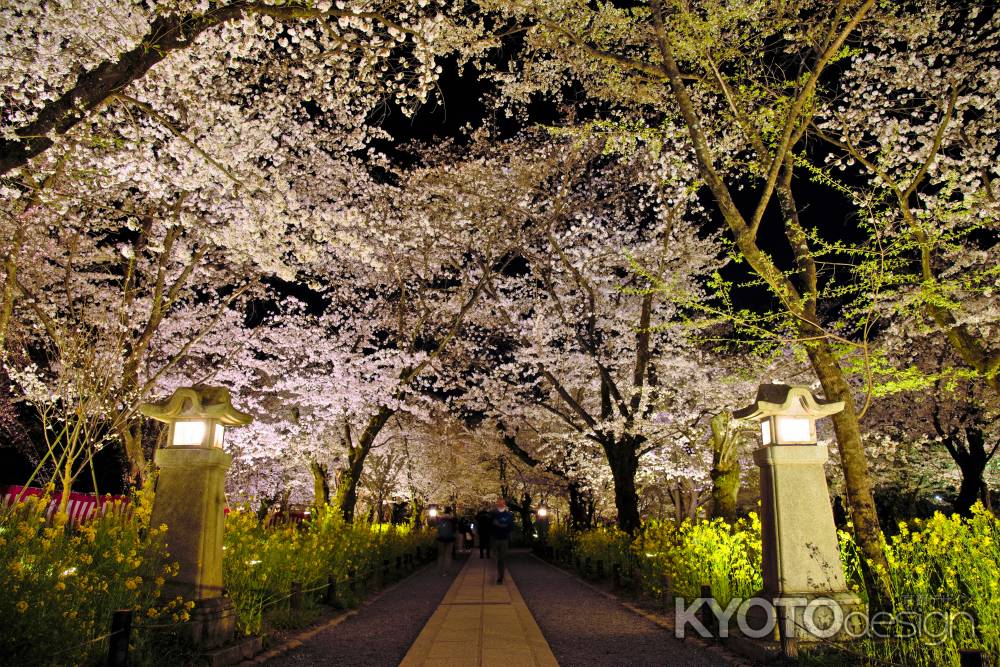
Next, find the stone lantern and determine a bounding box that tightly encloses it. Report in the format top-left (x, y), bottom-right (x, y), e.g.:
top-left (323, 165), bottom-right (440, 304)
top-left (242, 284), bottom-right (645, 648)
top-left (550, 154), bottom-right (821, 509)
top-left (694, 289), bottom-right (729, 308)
top-left (140, 385), bottom-right (252, 648)
top-left (734, 384), bottom-right (865, 642)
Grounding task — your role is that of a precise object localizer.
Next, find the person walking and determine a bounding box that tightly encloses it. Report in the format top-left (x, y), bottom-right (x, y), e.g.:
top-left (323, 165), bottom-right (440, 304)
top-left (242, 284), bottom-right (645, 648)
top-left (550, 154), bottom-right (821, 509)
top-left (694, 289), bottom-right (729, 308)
top-left (475, 508), bottom-right (493, 559)
top-left (435, 506), bottom-right (457, 576)
top-left (491, 499), bottom-right (514, 584)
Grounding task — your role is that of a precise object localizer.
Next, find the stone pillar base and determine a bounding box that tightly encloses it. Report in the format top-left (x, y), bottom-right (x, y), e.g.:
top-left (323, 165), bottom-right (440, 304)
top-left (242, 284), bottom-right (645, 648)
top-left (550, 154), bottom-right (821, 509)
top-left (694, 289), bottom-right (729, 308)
top-left (188, 596), bottom-right (237, 648)
top-left (747, 590), bottom-right (867, 642)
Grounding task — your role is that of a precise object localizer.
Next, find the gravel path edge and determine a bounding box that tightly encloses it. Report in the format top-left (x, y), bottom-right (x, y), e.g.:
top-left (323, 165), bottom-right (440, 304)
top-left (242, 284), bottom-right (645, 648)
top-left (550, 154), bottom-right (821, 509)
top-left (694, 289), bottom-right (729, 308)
top-left (526, 553), bottom-right (756, 667)
top-left (235, 560), bottom-right (436, 667)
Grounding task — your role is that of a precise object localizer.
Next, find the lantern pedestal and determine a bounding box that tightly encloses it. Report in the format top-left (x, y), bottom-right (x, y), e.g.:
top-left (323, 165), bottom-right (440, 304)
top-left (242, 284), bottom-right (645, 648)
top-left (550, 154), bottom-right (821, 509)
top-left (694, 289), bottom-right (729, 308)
top-left (749, 444), bottom-right (865, 641)
top-left (151, 446), bottom-right (235, 647)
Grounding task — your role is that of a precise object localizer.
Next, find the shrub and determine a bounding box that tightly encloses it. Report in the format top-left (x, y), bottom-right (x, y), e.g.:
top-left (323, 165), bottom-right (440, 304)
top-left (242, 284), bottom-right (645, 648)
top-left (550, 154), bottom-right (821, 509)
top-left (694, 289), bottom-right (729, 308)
top-left (574, 525), bottom-right (633, 578)
top-left (841, 504), bottom-right (1000, 666)
top-left (223, 508), bottom-right (435, 634)
top-left (0, 484), bottom-right (187, 666)
top-left (0, 491), bottom-right (436, 665)
top-left (639, 514), bottom-right (762, 607)
top-left (563, 507), bottom-right (999, 666)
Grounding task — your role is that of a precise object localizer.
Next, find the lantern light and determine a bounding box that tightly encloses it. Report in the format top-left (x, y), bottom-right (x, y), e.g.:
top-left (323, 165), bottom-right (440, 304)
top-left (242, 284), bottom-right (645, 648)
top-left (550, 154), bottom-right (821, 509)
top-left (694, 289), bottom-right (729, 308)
top-left (173, 420), bottom-right (207, 447)
top-left (428, 507), bottom-right (438, 519)
top-left (537, 507), bottom-right (548, 518)
top-left (140, 385), bottom-right (252, 449)
top-left (735, 384), bottom-right (844, 446)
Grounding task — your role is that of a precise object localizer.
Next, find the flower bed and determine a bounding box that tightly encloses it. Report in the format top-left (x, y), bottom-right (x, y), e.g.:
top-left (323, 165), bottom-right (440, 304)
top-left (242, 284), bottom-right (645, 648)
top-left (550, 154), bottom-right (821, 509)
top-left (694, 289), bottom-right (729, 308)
top-left (0, 489), bottom-right (435, 666)
top-left (555, 506), bottom-right (999, 666)
top-left (223, 508), bottom-right (435, 634)
top-left (0, 485), bottom-right (185, 666)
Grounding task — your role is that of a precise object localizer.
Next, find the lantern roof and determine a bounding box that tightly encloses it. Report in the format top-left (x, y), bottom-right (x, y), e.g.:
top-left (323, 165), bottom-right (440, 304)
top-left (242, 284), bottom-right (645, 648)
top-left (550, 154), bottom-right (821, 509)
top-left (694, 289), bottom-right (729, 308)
top-left (733, 384), bottom-right (844, 421)
top-left (139, 385), bottom-right (253, 426)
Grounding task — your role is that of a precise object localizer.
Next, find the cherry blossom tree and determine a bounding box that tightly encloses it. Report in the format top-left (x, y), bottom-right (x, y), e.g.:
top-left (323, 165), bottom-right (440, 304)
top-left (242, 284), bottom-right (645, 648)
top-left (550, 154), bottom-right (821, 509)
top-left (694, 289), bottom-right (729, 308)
top-left (474, 0), bottom-right (902, 573)
top-left (422, 133), bottom-right (726, 531)
top-left (1, 181), bottom-right (260, 492)
top-left (810, 2), bottom-right (1000, 397)
top-left (1, 0), bottom-right (484, 176)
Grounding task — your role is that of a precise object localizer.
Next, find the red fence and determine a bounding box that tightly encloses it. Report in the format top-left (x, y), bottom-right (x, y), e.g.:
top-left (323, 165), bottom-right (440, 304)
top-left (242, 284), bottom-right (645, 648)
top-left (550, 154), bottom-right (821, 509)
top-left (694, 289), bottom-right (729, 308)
top-left (1, 485), bottom-right (315, 526)
top-left (1, 485), bottom-right (131, 524)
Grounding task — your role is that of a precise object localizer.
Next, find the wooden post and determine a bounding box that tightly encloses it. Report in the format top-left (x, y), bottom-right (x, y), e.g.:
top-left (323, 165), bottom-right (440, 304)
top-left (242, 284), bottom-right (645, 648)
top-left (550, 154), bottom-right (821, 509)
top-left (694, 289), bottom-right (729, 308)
top-left (324, 575), bottom-right (337, 606)
top-left (596, 559), bottom-right (605, 580)
top-left (699, 584), bottom-right (716, 637)
top-left (107, 609), bottom-right (132, 667)
top-left (661, 573), bottom-right (673, 610)
top-left (396, 555), bottom-right (402, 576)
top-left (291, 581), bottom-right (303, 610)
top-left (959, 650), bottom-right (985, 667)
top-left (776, 604), bottom-right (798, 659)
top-left (612, 563), bottom-right (621, 589)
top-left (585, 556), bottom-right (591, 578)
top-left (348, 568), bottom-right (357, 594)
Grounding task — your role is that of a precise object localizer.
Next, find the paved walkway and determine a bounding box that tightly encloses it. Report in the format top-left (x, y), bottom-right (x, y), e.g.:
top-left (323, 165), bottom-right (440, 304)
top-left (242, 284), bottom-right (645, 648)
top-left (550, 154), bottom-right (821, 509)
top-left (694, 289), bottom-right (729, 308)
top-left (505, 554), bottom-right (723, 667)
top-left (400, 555), bottom-right (559, 667)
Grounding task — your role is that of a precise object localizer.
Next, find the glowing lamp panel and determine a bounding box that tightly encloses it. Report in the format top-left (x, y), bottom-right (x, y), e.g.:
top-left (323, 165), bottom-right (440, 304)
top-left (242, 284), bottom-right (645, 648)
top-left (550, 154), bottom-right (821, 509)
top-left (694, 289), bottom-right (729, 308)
top-left (214, 423), bottom-right (225, 448)
top-left (760, 419), bottom-right (773, 445)
top-left (173, 420), bottom-right (206, 447)
top-left (775, 416), bottom-right (813, 444)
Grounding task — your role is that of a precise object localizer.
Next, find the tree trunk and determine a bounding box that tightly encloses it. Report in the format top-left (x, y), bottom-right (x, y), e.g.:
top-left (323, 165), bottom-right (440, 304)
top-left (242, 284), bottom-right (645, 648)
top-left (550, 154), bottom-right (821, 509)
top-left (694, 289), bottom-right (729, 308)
top-left (335, 406), bottom-right (394, 522)
top-left (256, 490), bottom-right (280, 523)
top-left (710, 467), bottom-right (740, 523)
top-left (709, 412), bottom-right (740, 522)
top-left (951, 425), bottom-right (996, 517)
top-left (805, 337), bottom-right (890, 594)
top-left (955, 464), bottom-right (987, 517)
top-left (56, 458), bottom-right (74, 517)
top-left (981, 481), bottom-right (994, 515)
top-left (120, 422), bottom-right (148, 487)
top-left (519, 492), bottom-right (534, 543)
top-left (311, 460), bottom-right (330, 509)
top-left (568, 482), bottom-right (594, 530)
top-left (606, 441), bottom-right (641, 532)
top-left (278, 488), bottom-right (291, 522)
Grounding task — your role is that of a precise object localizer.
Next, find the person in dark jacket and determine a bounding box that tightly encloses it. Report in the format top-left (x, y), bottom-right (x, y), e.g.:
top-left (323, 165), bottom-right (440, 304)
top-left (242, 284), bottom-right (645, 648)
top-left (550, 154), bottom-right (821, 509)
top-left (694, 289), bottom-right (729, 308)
top-left (491, 499), bottom-right (515, 584)
top-left (475, 508), bottom-right (493, 558)
top-left (435, 507), bottom-right (457, 575)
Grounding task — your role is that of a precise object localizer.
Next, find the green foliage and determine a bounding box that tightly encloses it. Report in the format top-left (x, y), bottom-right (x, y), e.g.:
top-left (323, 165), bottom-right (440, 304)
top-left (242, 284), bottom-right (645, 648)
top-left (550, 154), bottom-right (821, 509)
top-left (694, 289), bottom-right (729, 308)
top-left (565, 507), bottom-right (999, 664)
top-left (0, 493), bottom-right (435, 665)
top-left (639, 514), bottom-right (762, 607)
top-left (841, 505), bottom-right (1000, 666)
top-left (546, 522), bottom-right (577, 557)
top-left (564, 515), bottom-right (762, 606)
top-left (223, 508), bottom-right (435, 634)
top-left (0, 485), bottom-right (190, 666)
top-left (574, 525), bottom-right (633, 576)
